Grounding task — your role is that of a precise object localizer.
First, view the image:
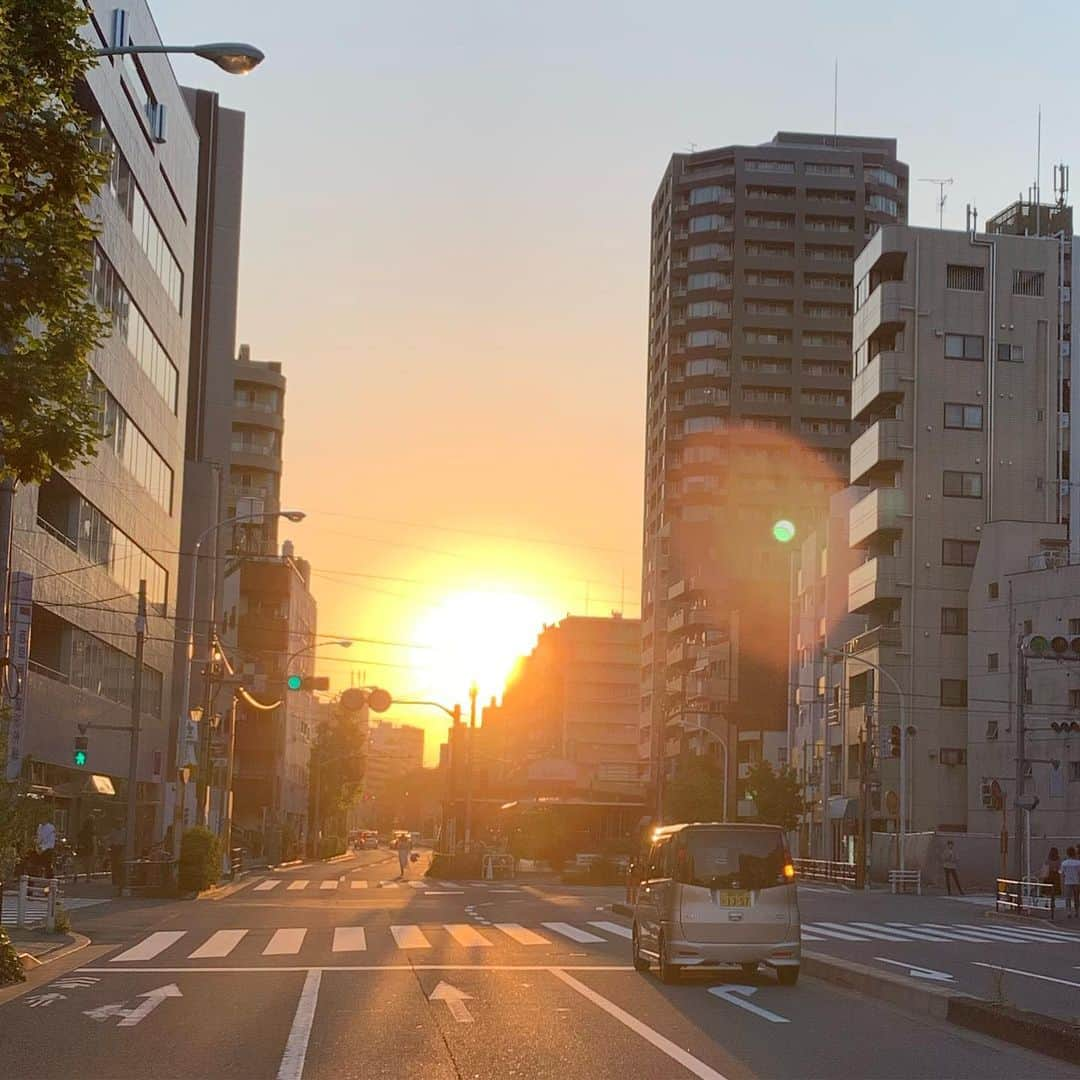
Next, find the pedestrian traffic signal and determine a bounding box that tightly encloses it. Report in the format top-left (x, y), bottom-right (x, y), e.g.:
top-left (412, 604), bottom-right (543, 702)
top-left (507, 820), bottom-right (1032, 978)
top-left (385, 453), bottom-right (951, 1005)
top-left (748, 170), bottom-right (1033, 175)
top-left (73, 735), bottom-right (89, 767)
top-left (889, 725), bottom-right (901, 758)
top-left (286, 675), bottom-right (329, 691)
top-left (771, 519), bottom-right (796, 544)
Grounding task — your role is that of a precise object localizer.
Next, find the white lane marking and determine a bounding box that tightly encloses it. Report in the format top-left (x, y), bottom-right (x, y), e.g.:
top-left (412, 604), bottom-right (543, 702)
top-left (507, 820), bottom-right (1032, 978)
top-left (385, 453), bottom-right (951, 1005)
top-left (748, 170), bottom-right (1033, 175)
top-left (110, 932), bottom-right (187, 963)
top-left (819, 921), bottom-right (915, 942)
top-left (391, 925), bottom-right (431, 949)
top-left (926, 923), bottom-right (1061, 943)
top-left (799, 932), bottom-right (827, 941)
top-left (445, 924), bottom-right (494, 947)
top-left (874, 957), bottom-right (954, 981)
top-left (489, 889), bottom-right (521, 894)
top-left (189, 930), bottom-right (248, 959)
top-left (332, 927), bottom-right (367, 953)
top-left (276, 969), bottom-right (322, 1080)
top-left (350, 880), bottom-right (368, 889)
top-left (494, 923), bottom-right (550, 946)
top-left (858, 923), bottom-right (961, 942)
top-left (959, 923), bottom-right (1080, 943)
top-left (408, 881), bottom-right (426, 889)
top-left (424, 891), bottom-right (464, 896)
top-left (264, 929), bottom-right (307, 955)
top-left (800, 923), bottom-right (868, 941)
top-left (429, 980), bottom-right (473, 1022)
top-left (972, 962), bottom-right (1080, 989)
top-left (709, 984), bottom-right (790, 1023)
top-left (542, 922), bottom-right (605, 943)
top-left (78, 964), bottom-right (636, 973)
top-left (319, 880), bottom-right (338, 891)
top-left (550, 968), bottom-right (729, 1079)
top-left (286, 880), bottom-right (308, 891)
top-left (254, 880), bottom-right (280, 892)
top-left (588, 921), bottom-right (632, 940)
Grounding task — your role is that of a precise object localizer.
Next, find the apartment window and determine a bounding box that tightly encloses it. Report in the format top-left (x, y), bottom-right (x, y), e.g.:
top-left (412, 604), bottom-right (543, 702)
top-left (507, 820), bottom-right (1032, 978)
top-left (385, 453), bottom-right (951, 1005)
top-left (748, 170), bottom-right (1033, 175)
top-left (944, 403), bottom-right (983, 430)
top-left (1025, 689), bottom-right (1033, 706)
top-left (745, 185), bottom-right (795, 200)
top-left (686, 329), bottom-right (729, 348)
top-left (803, 361), bottom-right (850, 378)
top-left (944, 333), bottom-right (984, 360)
top-left (1070, 762), bottom-right (1080, 782)
top-left (688, 272), bottom-right (725, 290)
top-left (687, 300), bottom-right (730, 318)
top-left (745, 213), bottom-right (795, 230)
top-left (867, 194), bottom-right (899, 216)
top-left (742, 387), bottom-right (790, 404)
top-left (807, 188), bottom-right (855, 205)
top-left (940, 748), bottom-right (966, 765)
top-left (943, 470), bottom-right (983, 498)
top-left (1013, 269), bottom-right (1045, 297)
top-left (940, 679), bottom-right (968, 707)
top-left (1070, 618), bottom-right (1080, 634)
top-left (941, 607), bottom-right (968, 635)
top-left (688, 243), bottom-right (731, 261)
top-left (942, 539), bottom-right (979, 566)
top-left (743, 357), bottom-right (791, 375)
top-left (804, 302), bottom-right (852, 319)
top-left (1024, 618), bottom-right (1033, 634)
top-left (801, 418), bottom-right (849, 435)
top-left (988, 582), bottom-right (999, 599)
top-left (987, 653), bottom-right (999, 672)
top-left (946, 265), bottom-right (985, 291)
top-left (864, 166), bottom-right (899, 188)
top-left (806, 273), bottom-right (852, 290)
top-left (805, 244), bottom-right (853, 262)
top-left (805, 216), bottom-right (855, 232)
top-left (683, 416), bottom-right (724, 434)
top-left (744, 328), bottom-right (790, 345)
top-left (689, 185), bottom-right (733, 205)
top-left (745, 271), bottom-right (793, 287)
top-left (744, 241), bottom-right (794, 258)
top-left (806, 162), bottom-right (853, 177)
top-left (684, 358), bottom-right (728, 377)
top-left (1070, 689), bottom-right (1080, 710)
top-left (802, 331), bottom-right (850, 347)
top-left (987, 720), bottom-right (999, 740)
top-left (690, 214), bottom-right (731, 233)
top-left (744, 299), bottom-right (792, 316)
top-left (997, 343), bottom-right (1024, 362)
top-left (744, 159), bottom-right (795, 173)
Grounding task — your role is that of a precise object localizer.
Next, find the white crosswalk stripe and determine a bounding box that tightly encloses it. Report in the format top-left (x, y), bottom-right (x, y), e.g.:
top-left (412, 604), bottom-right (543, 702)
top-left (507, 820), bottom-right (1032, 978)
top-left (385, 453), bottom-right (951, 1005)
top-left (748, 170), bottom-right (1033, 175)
top-left (390, 925), bottom-right (430, 949)
top-left (588, 921), bottom-right (632, 940)
top-left (319, 880), bottom-right (338, 891)
top-left (350, 880), bottom-right (368, 890)
top-left (264, 928), bottom-right (306, 955)
top-left (253, 880), bottom-right (280, 892)
top-left (815, 921), bottom-right (912, 942)
top-left (286, 880), bottom-right (308, 891)
top-left (494, 923), bottom-right (550, 945)
top-left (542, 921), bottom-right (606, 943)
top-left (802, 923), bottom-right (869, 941)
top-left (189, 929), bottom-right (247, 958)
top-left (445, 924), bottom-right (494, 947)
top-left (332, 927), bottom-right (367, 952)
top-left (798, 919), bottom-right (1080, 944)
top-left (111, 931), bottom-right (187, 962)
top-left (851, 923), bottom-right (959, 942)
top-left (407, 881), bottom-right (426, 889)
top-left (912, 923), bottom-right (1024, 943)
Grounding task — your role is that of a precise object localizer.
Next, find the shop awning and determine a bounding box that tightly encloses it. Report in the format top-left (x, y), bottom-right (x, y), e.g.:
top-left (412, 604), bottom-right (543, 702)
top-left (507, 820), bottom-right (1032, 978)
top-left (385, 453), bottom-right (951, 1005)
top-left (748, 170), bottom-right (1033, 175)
top-left (828, 796), bottom-right (857, 820)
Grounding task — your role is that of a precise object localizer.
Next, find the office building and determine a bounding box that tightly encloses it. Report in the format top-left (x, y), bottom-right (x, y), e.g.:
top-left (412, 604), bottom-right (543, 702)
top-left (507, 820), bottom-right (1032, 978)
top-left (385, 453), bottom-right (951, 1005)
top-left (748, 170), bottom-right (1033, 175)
top-left (843, 214), bottom-right (1068, 834)
top-left (365, 721), bottom-right (425, 797)
top-left (641, 133), bottom-right (907, 817)
top-left (10, 1), bottom-right (197, 849)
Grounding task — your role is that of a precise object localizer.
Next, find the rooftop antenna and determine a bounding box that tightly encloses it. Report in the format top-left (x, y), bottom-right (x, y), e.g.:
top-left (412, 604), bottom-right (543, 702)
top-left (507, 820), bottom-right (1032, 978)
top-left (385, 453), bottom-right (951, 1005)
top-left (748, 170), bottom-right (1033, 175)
top-left (687, 141), bottom-right (698, 153)
top-left (833, 58), bottom-right (838, 144)
top-left (1054, 163), bottom-right (1070, 207)
top-left (919, 177), bottom-right (954, 229)
top-left (1035, 106), bottom-right (1042, 234)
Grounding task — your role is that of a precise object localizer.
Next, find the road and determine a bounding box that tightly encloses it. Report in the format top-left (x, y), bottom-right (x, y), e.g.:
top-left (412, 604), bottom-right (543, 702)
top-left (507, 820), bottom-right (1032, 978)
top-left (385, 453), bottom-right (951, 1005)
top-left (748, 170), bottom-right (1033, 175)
top-left (0, 851), bottom-right (1073, 1079)
top-left (796, 884), bottom-right (1080, 1023)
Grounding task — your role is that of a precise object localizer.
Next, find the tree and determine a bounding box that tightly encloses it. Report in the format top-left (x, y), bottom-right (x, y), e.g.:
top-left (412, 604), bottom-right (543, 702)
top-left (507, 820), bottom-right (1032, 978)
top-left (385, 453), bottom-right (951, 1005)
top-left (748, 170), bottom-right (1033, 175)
top-left (0, 706), bottom-right (38, 887)
top-left (0, 0), bottom-right (110, 486)
top-left (663, 756), bottom-right (726, 824)
top-left (309, 716), bottom-right (366, 842)
top-left (746, 760), bottom-right (803, 832)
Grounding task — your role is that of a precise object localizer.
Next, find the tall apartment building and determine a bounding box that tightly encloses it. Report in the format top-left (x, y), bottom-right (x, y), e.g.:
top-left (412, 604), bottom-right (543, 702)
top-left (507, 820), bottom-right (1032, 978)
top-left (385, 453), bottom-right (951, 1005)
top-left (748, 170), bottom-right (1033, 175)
top-left (365, 721), bottom-right (425, 797)
top-left (844, 217), bottom-right (1067, 835)
top-left (641, 133), bottom-right (907, 817)
top-left (8, 1), bottom-right (197, 850)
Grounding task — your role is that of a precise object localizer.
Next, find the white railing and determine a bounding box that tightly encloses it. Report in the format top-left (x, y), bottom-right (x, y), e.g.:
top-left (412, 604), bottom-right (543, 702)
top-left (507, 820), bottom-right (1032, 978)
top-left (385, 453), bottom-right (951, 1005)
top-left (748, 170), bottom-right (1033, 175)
top-left (15, 875), bottom-right (63, 931)
top-left (794, 858), bottom-right (858, 886)
top-left (996, 877), bottom-right (1056, 919)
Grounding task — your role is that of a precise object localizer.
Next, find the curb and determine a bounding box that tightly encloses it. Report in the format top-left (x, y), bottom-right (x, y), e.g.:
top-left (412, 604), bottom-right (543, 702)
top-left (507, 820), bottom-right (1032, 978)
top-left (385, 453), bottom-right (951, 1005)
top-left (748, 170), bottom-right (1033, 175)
top-left (803, 951), bottom-right (1080, 1067)
top-left (325, 852), bottom-right (355, 865)
top-left (17, 931), bottom-right (91, 971)
top-left (197, 876), bottom-right (256, 901)
top-left (612, 901), bottom-right (633, 917)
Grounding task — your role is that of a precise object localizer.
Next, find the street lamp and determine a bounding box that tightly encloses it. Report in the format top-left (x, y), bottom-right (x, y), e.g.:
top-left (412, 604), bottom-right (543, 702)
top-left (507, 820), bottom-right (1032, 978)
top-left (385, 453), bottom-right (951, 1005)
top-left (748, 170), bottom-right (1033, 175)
top-left (285, 639), bottom-right (352, 672)
top-left (94, 42), bottom-right (265, 75)
top-left (825, 647), bottom-right (909, 874)
top-left (176, 509), bottom-right (304, 824)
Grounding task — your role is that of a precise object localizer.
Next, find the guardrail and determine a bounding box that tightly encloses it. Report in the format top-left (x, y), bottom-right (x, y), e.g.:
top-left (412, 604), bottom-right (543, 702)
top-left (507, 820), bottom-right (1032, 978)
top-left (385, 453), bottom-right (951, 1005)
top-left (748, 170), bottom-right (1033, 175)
top-left (15, 875), bottom-right (62, 931)
top-left (996, 877), bottom-right (1056, 919)
top-left (794, 858), bottom-right (858, 886)
top-left (889, 868), bottom-right (922, 895)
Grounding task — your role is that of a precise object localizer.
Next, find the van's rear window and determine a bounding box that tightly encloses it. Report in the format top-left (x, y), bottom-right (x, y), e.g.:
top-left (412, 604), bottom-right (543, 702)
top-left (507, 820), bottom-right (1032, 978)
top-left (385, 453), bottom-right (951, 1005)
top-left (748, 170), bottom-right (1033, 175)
top-left (676, 828), bottom-right (786, 890)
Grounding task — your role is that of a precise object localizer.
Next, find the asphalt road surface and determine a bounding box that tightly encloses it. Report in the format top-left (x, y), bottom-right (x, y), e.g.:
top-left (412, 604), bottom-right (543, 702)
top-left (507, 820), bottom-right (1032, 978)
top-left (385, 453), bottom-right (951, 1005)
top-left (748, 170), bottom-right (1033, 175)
top-left (1, 851), bottom-right (1073, 1079)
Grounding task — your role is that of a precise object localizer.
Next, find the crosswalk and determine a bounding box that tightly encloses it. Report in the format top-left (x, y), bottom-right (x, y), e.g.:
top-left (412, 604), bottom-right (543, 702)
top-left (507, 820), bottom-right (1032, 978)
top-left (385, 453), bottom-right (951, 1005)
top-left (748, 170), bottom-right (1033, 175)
top-left (108, 920), bottom-right (631, 962)
top-left (800, 920), bottom-right (1080, 944)
top-left (248, 876), bottom-right (522, 895)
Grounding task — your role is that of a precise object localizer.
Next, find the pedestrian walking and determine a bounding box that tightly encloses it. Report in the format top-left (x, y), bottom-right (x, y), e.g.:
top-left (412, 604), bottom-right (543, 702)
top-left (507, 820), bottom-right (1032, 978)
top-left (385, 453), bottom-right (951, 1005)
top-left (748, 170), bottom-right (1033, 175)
top-left (108, 822), bottom-right (125, 890)
top-left (35, 817), bottom-right (57, 879)
top-left (396, 832), bottom-right (412, 878)
top-left (75, 816), bottom-right (98, 884)
top-left (1042, 846), bottom-right (1063, 901)
top-left (942, 840), bottom-right (963, 896)
top-left (1061, 847), bottom-right (1080, 918)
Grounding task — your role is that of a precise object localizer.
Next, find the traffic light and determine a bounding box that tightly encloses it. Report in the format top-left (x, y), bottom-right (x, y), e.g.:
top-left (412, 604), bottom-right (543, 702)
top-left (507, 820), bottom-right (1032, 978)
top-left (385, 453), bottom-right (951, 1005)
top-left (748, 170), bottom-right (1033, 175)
top-left (889, 725), bottom-right (901, 758)
top-left (772, 519), bottom-right (796, 544)
top-left (286, 675), bottom-right (329, 691)
top-left (1050, 720), bottom-right (1080, 733)
top-left (73, 735), bottom-right (88, 767)
top-left (1023, 634), bottom-right (1080, 660)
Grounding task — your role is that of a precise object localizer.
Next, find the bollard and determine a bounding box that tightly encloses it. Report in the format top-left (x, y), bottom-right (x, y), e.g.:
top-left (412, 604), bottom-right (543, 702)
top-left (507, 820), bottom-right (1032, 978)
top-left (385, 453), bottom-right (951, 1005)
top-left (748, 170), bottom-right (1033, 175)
top-left (46, 878), bottom-right (58, 933)
top-left (17, 875), bottom-right (28, 928)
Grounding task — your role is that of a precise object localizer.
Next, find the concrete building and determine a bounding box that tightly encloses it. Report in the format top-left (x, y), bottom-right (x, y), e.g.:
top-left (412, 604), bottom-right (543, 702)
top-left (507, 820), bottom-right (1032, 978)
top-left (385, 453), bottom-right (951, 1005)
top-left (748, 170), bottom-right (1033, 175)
top-left (844, 217), bottom-right (1067, 836)
top-left (365, 721), bottom-right (424, 797)
top-left (787, 486), bottom-right (866, 858)
top-left (641, 133), bottom-right (907, 817)
top-left (486, 615), bottom-right (642, 797)
top-left (8, 1), bottom-right (198, 848)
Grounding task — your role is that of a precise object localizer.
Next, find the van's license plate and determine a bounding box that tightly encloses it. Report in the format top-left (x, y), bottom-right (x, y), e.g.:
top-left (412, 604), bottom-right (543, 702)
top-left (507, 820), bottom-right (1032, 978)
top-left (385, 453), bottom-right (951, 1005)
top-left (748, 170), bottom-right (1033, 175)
top-left (718, 890), bottom-right (751, 907)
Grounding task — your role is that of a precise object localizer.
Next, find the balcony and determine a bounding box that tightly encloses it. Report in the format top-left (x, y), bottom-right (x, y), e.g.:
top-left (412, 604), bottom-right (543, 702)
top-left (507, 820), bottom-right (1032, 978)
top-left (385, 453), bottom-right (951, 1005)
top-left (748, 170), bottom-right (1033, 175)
top-left (851, 351), bottom-right (906, 421)
top-left (666, 640), bottom-right (700, 670)
top-left (846, 623), bottom-right (902, 655)
top-left (848, 487), bottom-right (906, 548)
top-left (849, 418), bottom-right (906, 485)
top-left (848, 556), bottom-right (902, 614)
top-left (856, 280), bottom-right (906, 335)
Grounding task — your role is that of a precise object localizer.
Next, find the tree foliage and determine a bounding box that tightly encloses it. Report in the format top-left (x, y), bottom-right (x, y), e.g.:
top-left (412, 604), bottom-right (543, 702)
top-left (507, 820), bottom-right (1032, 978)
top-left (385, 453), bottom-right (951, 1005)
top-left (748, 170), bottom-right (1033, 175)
top-left (0, 706), bottom-right (39, 885)
top-left (310, 716), bottom-right (367, 840)
top-left (0, 0), bottom-right (110, 485)
top-left (746, 761), bottom-right (803, 832)
top-left (663, 755), bottom-right (726, 824)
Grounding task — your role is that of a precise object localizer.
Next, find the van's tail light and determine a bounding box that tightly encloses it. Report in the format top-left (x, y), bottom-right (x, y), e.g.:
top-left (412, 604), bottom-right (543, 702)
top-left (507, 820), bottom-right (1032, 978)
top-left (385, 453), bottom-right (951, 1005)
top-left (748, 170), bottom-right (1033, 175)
top-left (778, 863), bottom-right (796, 884)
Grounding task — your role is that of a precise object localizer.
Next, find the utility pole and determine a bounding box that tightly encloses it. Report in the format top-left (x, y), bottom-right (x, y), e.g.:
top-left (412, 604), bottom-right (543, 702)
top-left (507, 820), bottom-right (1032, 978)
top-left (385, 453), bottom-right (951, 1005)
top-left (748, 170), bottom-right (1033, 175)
top-left (0, 475), bottom-right (15, 682)
top-left (196, 635), bottom-right (221, 828)
top-left (222, 694), bottom-right (238, 874)
top-left (463, 682), bottom-right (478, 852)
top-left (123, 580), bottom-right (147, 891)
top-left (1014, 634), bottom-right (1026, 880)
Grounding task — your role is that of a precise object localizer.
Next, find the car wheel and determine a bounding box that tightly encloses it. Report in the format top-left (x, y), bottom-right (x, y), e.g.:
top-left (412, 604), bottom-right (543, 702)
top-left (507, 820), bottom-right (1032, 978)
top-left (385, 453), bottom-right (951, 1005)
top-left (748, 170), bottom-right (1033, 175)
top-left (776, 966), bottom-right (799, 987)
top-left (740, 963), bottom-right (757, 979)
top-left (658, 931), bottom-right (679, 984)
top-left (632, 925), bottom-right (650, 972)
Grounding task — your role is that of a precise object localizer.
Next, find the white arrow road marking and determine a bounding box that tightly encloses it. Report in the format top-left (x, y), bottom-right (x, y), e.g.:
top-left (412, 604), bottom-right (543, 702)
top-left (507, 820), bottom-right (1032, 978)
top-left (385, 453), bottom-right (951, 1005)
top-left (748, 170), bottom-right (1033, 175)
top-left (26, 993), bottom-right (66, 1008)
top-left (50, 976), bottom-right (100, 990)
top-left (708, 985), bottom-right (791, 1023)
top-left (874, 957), bottom-right (954, 982)
top-left (429, 981), bottom-right (473, 1023)
top-left (84, 985), bottom-right (182, 1027)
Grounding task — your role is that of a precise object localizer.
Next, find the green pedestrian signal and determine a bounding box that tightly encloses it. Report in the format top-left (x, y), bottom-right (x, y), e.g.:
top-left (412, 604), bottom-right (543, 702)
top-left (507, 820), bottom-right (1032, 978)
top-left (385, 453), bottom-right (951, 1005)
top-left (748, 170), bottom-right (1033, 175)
top-left (287, 674), bottom-right (304, 691)
top-left (772, 519), bottom-right (796, 543)
top-left (73, 735), bottom-right (89, 767)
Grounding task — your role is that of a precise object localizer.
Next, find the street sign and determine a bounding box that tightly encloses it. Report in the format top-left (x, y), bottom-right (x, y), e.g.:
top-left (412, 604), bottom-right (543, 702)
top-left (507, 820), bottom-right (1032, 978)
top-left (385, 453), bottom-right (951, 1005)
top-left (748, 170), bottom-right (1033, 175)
top-left (1015, 793), bottom-right (1040, 811)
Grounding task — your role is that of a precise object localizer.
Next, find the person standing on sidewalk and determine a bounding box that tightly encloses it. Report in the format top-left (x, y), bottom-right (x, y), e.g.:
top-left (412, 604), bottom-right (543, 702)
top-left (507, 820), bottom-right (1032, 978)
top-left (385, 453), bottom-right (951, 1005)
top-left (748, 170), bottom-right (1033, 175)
top-left (942, 840), bottom-right (963, 896)
top-left (395, 833), bottom-right (412, 878)
top-left (35, 818), bottom-right (56, 878)
top-left (75, 816), bottom-right (97, 884)
top-left (1060, 847), bottom-right (1080, 918)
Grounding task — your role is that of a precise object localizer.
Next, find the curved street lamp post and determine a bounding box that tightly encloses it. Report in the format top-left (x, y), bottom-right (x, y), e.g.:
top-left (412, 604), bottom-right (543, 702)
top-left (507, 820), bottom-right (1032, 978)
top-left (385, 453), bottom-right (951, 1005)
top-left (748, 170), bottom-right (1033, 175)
top-left (94, 42), bottom-right (265, 75)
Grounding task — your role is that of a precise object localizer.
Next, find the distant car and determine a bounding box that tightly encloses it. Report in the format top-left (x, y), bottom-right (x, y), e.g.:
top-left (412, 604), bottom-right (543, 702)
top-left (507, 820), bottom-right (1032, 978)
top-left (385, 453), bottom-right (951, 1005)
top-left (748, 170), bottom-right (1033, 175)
top-left (632, 822), bottom-right (800, 986)
top-left (359, 831), bottom-right (378, 850)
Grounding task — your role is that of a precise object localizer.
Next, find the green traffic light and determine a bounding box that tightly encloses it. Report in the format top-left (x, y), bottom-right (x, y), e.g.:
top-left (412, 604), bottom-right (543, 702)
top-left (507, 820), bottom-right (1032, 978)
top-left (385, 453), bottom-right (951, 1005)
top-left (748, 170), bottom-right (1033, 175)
top-left (74, 749), bottom-right (87, 767)
top-left (286, 674), bottom-right (303, 691)
top-left (772, 519), bottom-right (796, 543)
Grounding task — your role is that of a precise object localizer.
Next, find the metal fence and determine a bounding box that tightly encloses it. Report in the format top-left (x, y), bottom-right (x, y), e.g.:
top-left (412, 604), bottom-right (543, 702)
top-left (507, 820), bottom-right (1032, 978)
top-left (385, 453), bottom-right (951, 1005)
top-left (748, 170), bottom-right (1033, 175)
top-left (996, 877), bottom-right (1057, 919)
top-left (794, 858), bottom-right (858, 886)
top-left (13, 875), bottom-right (63, 931)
